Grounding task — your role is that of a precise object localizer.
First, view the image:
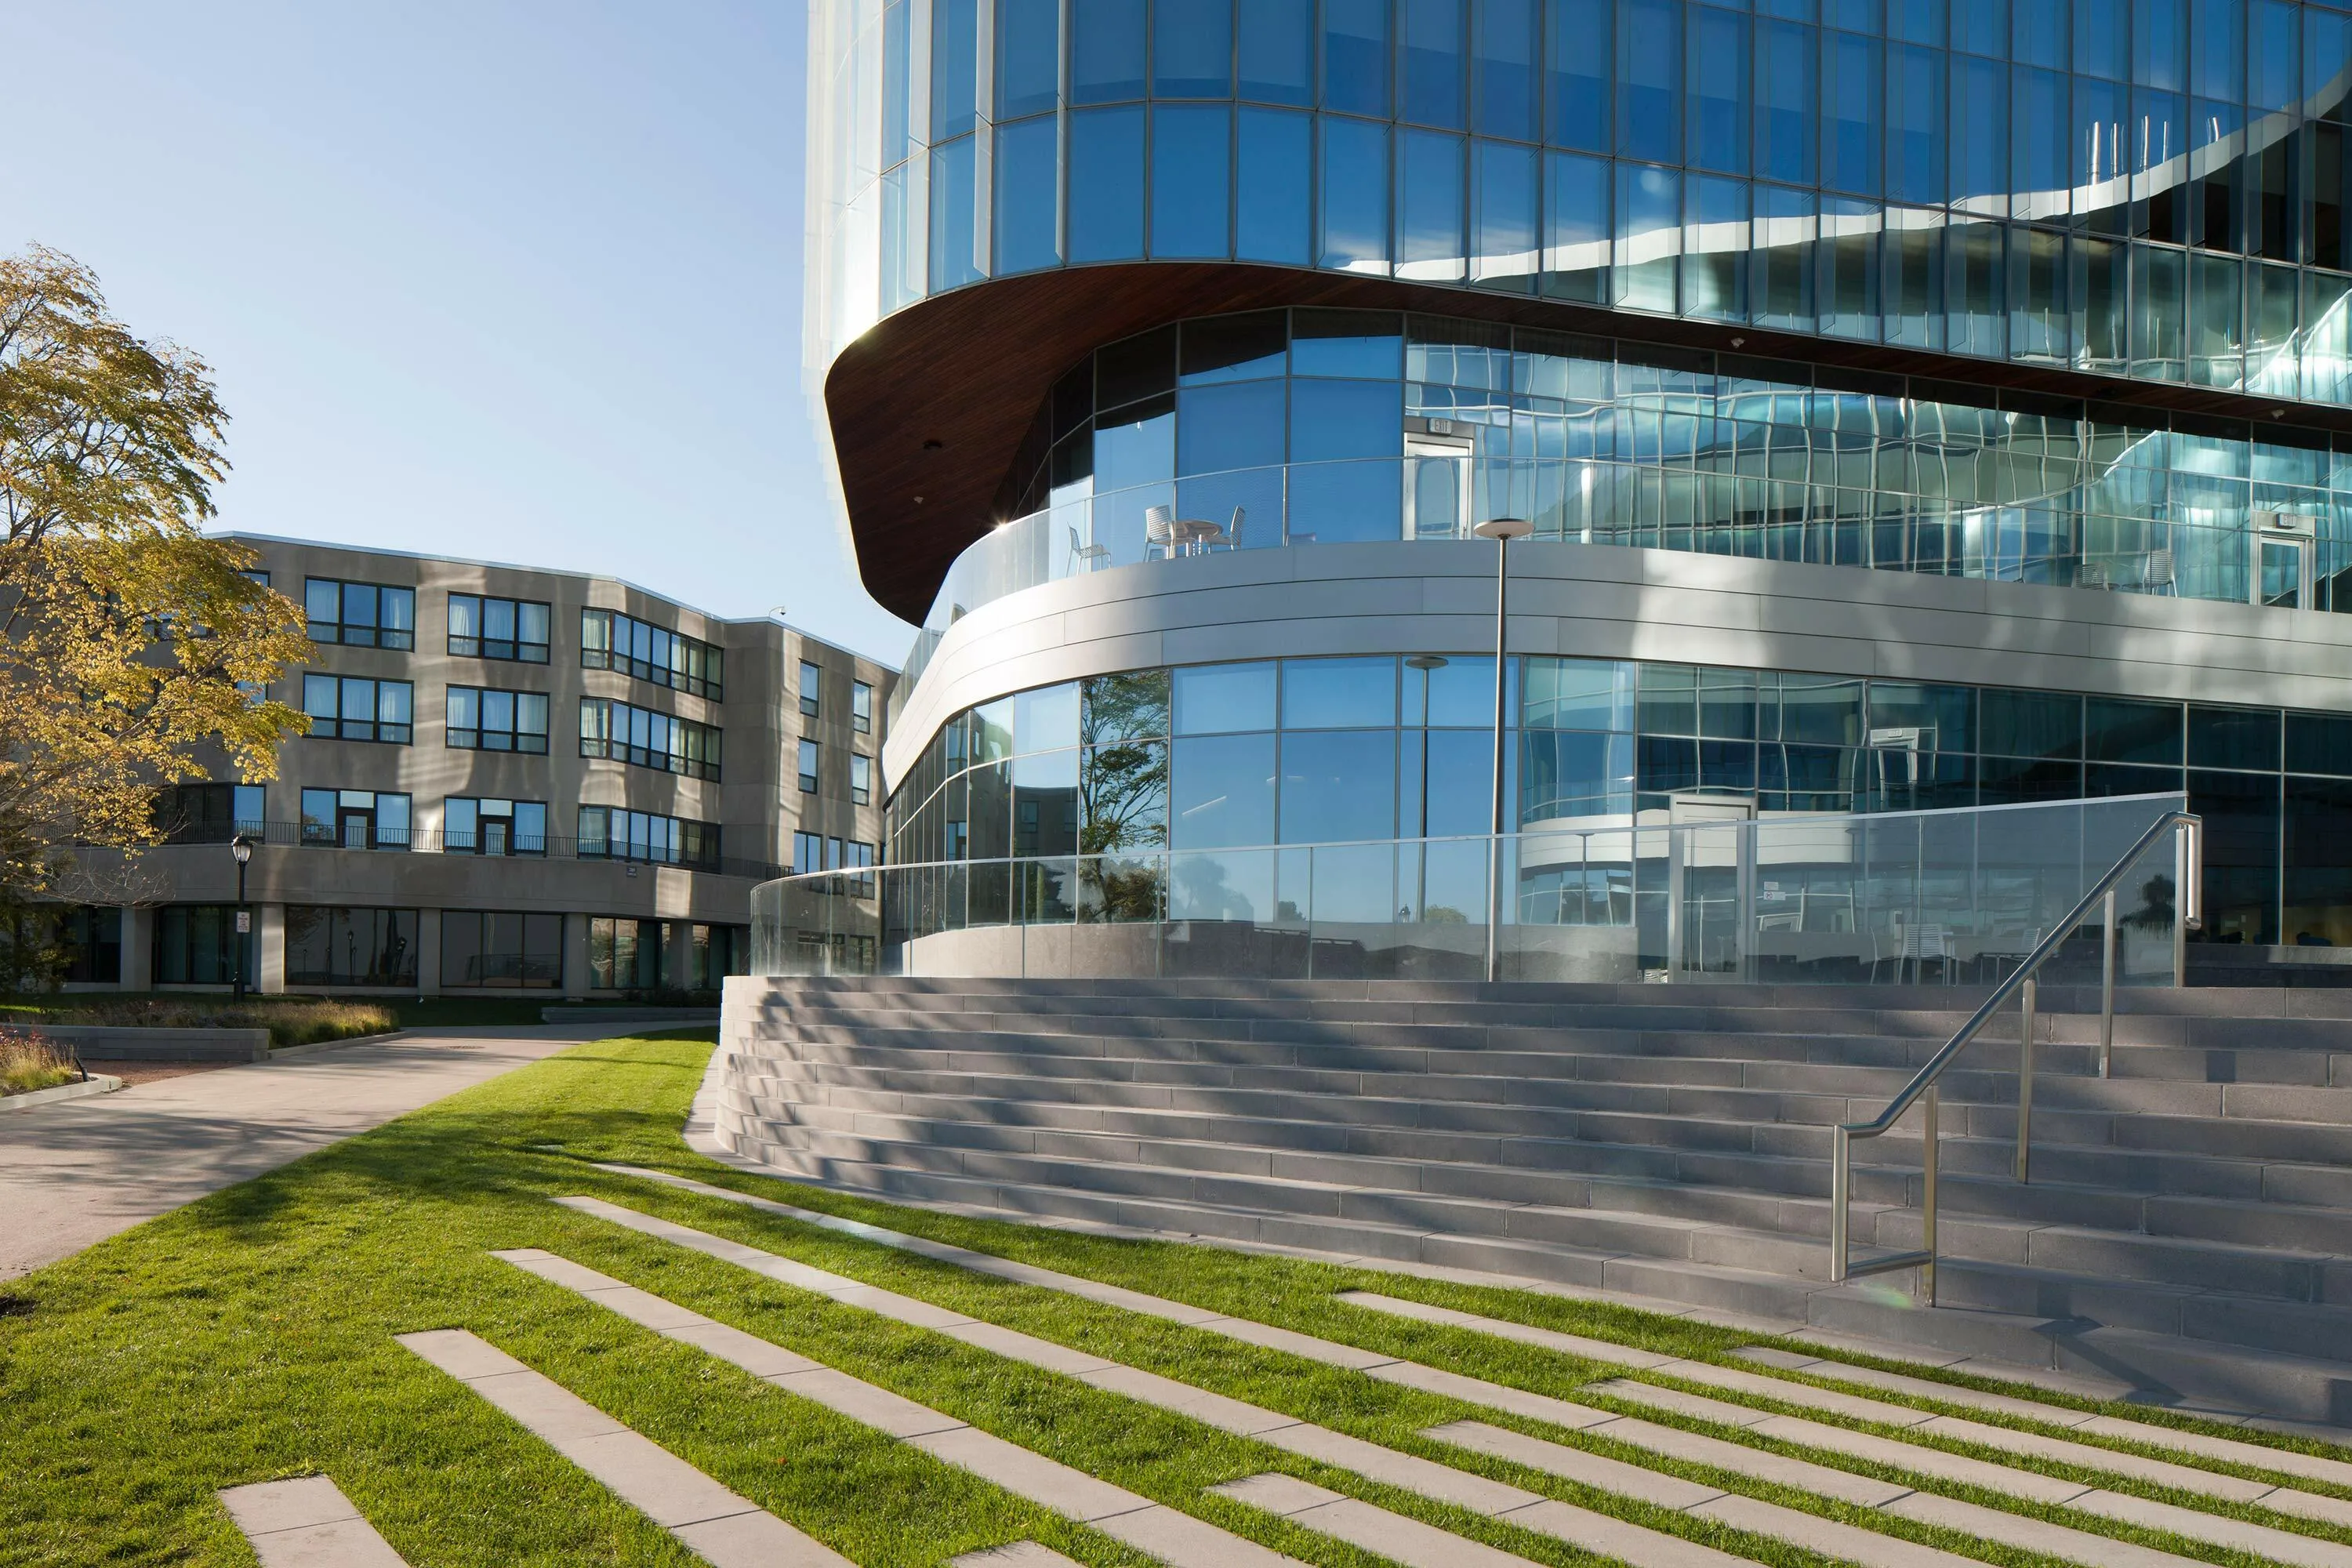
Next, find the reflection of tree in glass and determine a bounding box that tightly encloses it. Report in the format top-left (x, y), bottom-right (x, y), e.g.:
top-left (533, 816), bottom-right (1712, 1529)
top-left (1080, 671), bottom-right (1172, 920)
top-left (1174, 855), bottom-right (1253, 921)
top-left (2125, 872), bottom-right (2175, 933)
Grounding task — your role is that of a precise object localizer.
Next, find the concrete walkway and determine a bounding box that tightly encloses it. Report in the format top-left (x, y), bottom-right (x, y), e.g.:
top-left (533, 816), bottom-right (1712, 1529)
top-left (0, 1026), bottom-right (619, 1280)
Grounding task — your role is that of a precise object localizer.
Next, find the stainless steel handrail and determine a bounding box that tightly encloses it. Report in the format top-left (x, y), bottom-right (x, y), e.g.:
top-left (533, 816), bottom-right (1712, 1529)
top-left (1828, 810), bottom-right (2202, 1302)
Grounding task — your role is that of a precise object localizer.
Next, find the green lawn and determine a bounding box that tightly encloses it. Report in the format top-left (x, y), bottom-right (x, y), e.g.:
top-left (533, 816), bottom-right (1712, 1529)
top-left (4, 1033), bottom-right (2346, 1568)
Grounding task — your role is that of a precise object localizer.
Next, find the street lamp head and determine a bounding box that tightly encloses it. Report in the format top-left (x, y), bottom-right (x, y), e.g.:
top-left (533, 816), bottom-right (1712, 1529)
top-left (1405, 655), bottom-right (1450, 670)
top-left (1473, 517), bottom-right (1534, 541)
top-left (230, 836), bottom-right (253, 866)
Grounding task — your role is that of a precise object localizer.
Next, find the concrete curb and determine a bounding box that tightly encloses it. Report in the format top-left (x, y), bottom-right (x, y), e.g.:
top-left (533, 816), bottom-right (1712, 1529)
top-left (26, 1025), bottom-right (269, 1062)
top-left (268, 1030), bottom-right (405, 1059)
top-left (2, 1074), bottom-right (125, 1112)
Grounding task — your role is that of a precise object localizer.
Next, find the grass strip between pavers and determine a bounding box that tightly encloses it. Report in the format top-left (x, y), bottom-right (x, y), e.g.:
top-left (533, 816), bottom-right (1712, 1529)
top-left (0, 1030), bottom-right (2343, 1568)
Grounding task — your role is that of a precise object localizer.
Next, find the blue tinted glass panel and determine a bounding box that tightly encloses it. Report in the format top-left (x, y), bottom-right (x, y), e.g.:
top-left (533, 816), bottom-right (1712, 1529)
top-left (883, 1), bottom-right (914, 167)
top-left (1174, 661), bottom-right (1277, 732)
top-left (2246, 0), bottom-right (2293, 114)
top-left (929, 135), bottom-right (983, 289)
top-left (1151, 105), bottom-right (1232, 258)
top-left (1951, 0), bottom-right (2004, 56)
top-left (1283, 656), bottom-right (1399, 728)
top-left (1170, 733), bottom-right (1277, 846)
top-left (1095, 401), bottom-right (1174, 486)
top-left (2012, 66), bottom-right (2067, 222)
top-left (1181, 311), bottom-right (1286, 383)
top-left (2013, 0), bottom-right (2065, 68)
top-left (1292, 310), bottom-right (1405, 375)
top-left (1949, 53), bottom-right (2006, 212)
top-left (1240, 0), bottom-right (1316, 103)
top-left (1754, 19), bottom-right (1816, 185)
top-left (1319, 115), bottom-right (1392, 271)
top-left (2189, 0), bottom-right (2243, 103)
top-left (1686, 5), bottom-right (1750, 174)
top-left (1396, 129), bottom-right (1467, 280)
top-left (1069, 107), bottom-right (1147, 261)
top-left (1153, 0), bottom-right (1233, 97)
top-left (2136, 0), bottom-right (2185, 92)
top-left (1614, 161), bottom-right (1680, 311)
top-left (933, 0), bottom-right (980, 139)
top-left (1178, 380), bottom-right (1286, 473)
top-left (1236, 107), bottom-right (1313, 262)
top-left (1280, 731), bottom-right (1399, 841)
top-left (1073, 0), bottom-right (1147, 102)
top-left (1291, 378), bottom-right (1406, 461)
top-left (1324, 0), bottom-right (1393, 117)
top-left (1547, 0), bottom-right (1611, 151)
top-left (1824, 0), bottom-right (1879, 25)
top-left (1617, 0), bottom-right (1682, 163)
top-left (1683, 172), bottom-right (1748, 321)
top-left (996, 0), bottom-right (1061, 119)
top-left (2077, 0), bottom-right (2128, 79)
top-left (993, 116), bottom-right (1062, 274)
top-left (1820, 29), bottom-right (1878, 194)
top-left (1286, 459), bottom-right (1403, 541)
top-left (1474, 0), bottom-right (1539, 140)
top-left (2307, 6), bottom-right (2352, 124)
top-left (1887, 0), bottom-right (1945, 45)
top-left (1544, 149), bottom-right (1611, 300)
top-left (1472, 138), bottom-right (1540, 289)
top-left (1886, 43), bottom-right (1947, 205)
top-left (1400, 0), bottom-right (1468, 129)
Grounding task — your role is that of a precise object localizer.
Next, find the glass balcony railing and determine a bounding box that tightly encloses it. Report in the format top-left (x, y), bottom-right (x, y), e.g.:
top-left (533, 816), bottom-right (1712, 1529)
top-left (754, 792), bottom-right (2189, 985)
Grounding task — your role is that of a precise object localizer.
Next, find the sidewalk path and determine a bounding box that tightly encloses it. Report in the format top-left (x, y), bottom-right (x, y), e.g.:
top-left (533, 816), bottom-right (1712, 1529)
top-left (0, 1026), bottom-right (635, 1279)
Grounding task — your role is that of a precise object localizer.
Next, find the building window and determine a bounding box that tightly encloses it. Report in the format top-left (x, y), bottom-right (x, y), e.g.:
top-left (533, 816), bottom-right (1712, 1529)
top-left (299, 789), bottom-right (412, 850)
top-left (304, 579), bottom-right (415, 649)
top-left (153, 906), bottom-right (254, 985)
top-left (579, 806), bottom-right (720, 869)
top-left (793, 833), bottom-right (874, 878)
top-left (154, 782), bottom-right (265, 843)
top-left (444, 798), bottom-right (547, 855)
top-left (851, 753), bottom-right (872, 805)
top-left (589, 916), bottom-right (666, 989)
top-left (447, 687), bottom-right (550, 753)
top-left (303, 675), bottom-right (414, 743)
top-left (798, 738), bottom-right (819, 792)
top-left (285, 906), bottom-right (418, 986)
top-left (581, 608), bottom-right (723, 699)
top-left (578, 699), bottom-right (721, 779)
top-left (58, 907), bottom-right (122, 984)
top-left (448, 594), bottom-right (550, 662)
top-left (441, 910), bottom-right (562, 988)
top-left (800, 659), bottom-right (822, 717)
top-left (853, 680), bottom-right (874, 733)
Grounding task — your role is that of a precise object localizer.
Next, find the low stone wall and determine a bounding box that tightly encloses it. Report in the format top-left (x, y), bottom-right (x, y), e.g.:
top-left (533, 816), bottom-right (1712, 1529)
top-left (24, 1025), bottom-right (270, 1062)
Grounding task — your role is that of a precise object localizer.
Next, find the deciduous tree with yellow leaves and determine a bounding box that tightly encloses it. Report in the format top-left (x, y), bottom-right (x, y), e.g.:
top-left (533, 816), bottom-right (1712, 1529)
top-left (0, 246), bottom-right (310, 979)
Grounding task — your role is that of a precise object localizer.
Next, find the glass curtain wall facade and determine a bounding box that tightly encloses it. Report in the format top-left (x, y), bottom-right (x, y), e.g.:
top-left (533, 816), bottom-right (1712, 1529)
top-left (811, 0), bottom-right (2352, 401)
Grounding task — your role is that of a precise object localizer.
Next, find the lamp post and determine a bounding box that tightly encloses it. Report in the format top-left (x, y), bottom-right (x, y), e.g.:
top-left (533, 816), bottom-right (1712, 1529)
top-left (1472, 517), bottom-right (1533, 983)
top-left (230, 834), bottom-right (253, 1003)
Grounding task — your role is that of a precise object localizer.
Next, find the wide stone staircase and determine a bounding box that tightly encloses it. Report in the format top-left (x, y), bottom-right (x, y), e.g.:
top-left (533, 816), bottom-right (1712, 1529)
top-left (712, 976), bottom-right (2352, 1423)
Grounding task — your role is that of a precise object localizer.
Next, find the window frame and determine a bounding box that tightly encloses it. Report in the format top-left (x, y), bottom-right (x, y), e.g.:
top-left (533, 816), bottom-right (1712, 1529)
top-left (446, 685), bottom-right (551, 753)
top-left (798, 737), bottom-right (820, 793)
top-left (577, 698), bottom-right (722, 780)
top-left (578, 804), bottom-right (721, 869)
top-left (447, 593), bottom-right (552, 662)
top-left (303, 577), bottom-right (416, 650)
top-left (302, 674), bottom-right (414, 743)
top-left (441, 797), bottom-right (549, 856)
top-left (853, 680), bottom-right (874, 733)
top-left (297, 787), bottom-right (412, 851)
top-left (581, 607), bottom-right (724, 699)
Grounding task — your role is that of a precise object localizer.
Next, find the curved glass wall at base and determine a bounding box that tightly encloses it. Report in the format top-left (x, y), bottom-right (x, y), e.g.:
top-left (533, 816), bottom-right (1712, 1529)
top-left (753, 796), bottom-right (2192, 983)
top-left (899, 309), bottom-right (2352, 697)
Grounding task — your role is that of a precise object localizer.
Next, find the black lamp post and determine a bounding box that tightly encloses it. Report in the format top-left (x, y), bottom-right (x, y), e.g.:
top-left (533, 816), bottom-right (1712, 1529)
top-left (230, 834), bottom-right (253, 1002)
top-left (1472, 517), bottom-right (1532, 983)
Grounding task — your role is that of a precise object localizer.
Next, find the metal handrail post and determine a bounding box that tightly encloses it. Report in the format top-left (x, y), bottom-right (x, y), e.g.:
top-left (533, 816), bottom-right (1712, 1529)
top-left (1921, 1087), bottom-right (1939, 1305)
top-left (2015, 975), bottom-right (2037, 1183)
top-left (1829, 1124), bottom-right (1851, 1283)
top-left (2173, 822), bottom-right (2189, 986)
top-left (2100, 887), bottom-right (2118, 1078)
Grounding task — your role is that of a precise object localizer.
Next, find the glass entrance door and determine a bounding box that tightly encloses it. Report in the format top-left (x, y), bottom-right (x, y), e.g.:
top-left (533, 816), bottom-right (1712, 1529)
top-left (2257, 535), bottom-right (2309, 608)
top-left (1404, 434), bottom-right (1472, 540)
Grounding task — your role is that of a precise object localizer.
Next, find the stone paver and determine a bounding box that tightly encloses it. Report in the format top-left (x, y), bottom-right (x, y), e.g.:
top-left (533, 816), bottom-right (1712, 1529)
top-left (1, 1028), bottom-right (608, 1279)
top-left (1212, 1472), bottom-right (1546, 1568)
top-left (397, 1328), bottom-right (853, 1568)
top-left (546, 1201), bottom-right (1762, 1568)
top-left (947, 1544), bottom-right (1084, 1568)
top-left (487, 1248), bottom-right (1303, 1568)
top-left (217, 1475), bottom-right (409, 1568)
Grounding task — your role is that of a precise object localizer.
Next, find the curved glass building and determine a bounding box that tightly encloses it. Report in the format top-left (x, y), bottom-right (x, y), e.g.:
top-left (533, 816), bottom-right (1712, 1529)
top-left (799, 0), bottom-right (2352, 975)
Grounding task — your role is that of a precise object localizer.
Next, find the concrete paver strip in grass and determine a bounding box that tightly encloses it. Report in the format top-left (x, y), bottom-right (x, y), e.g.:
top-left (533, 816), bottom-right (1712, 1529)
top-left (397, 1328), bottom-right (855, 1568)
top-left (1738, 1348), bottom-right (2352, 1491)
top-left (592, 1167), bottom-right (2352, 1568)
top-left (486, 1249), bottom-right (1304, 1568)
top-left (947, 1544), bottom-right (1086, 1567)
top-left (1432, 1420), bottom-right (2203, 1568)
top-left (217, 1476), bottom-right (411, 1568)
top-left (1214, 1472), bottom-right (1549, 1567)
top-left (548, 1202), bottom-right (1777, 1568)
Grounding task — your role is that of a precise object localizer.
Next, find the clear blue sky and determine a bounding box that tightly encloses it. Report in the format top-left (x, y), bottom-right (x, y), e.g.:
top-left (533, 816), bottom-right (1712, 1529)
top-left (0, 2), bottom-right (914, 664)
